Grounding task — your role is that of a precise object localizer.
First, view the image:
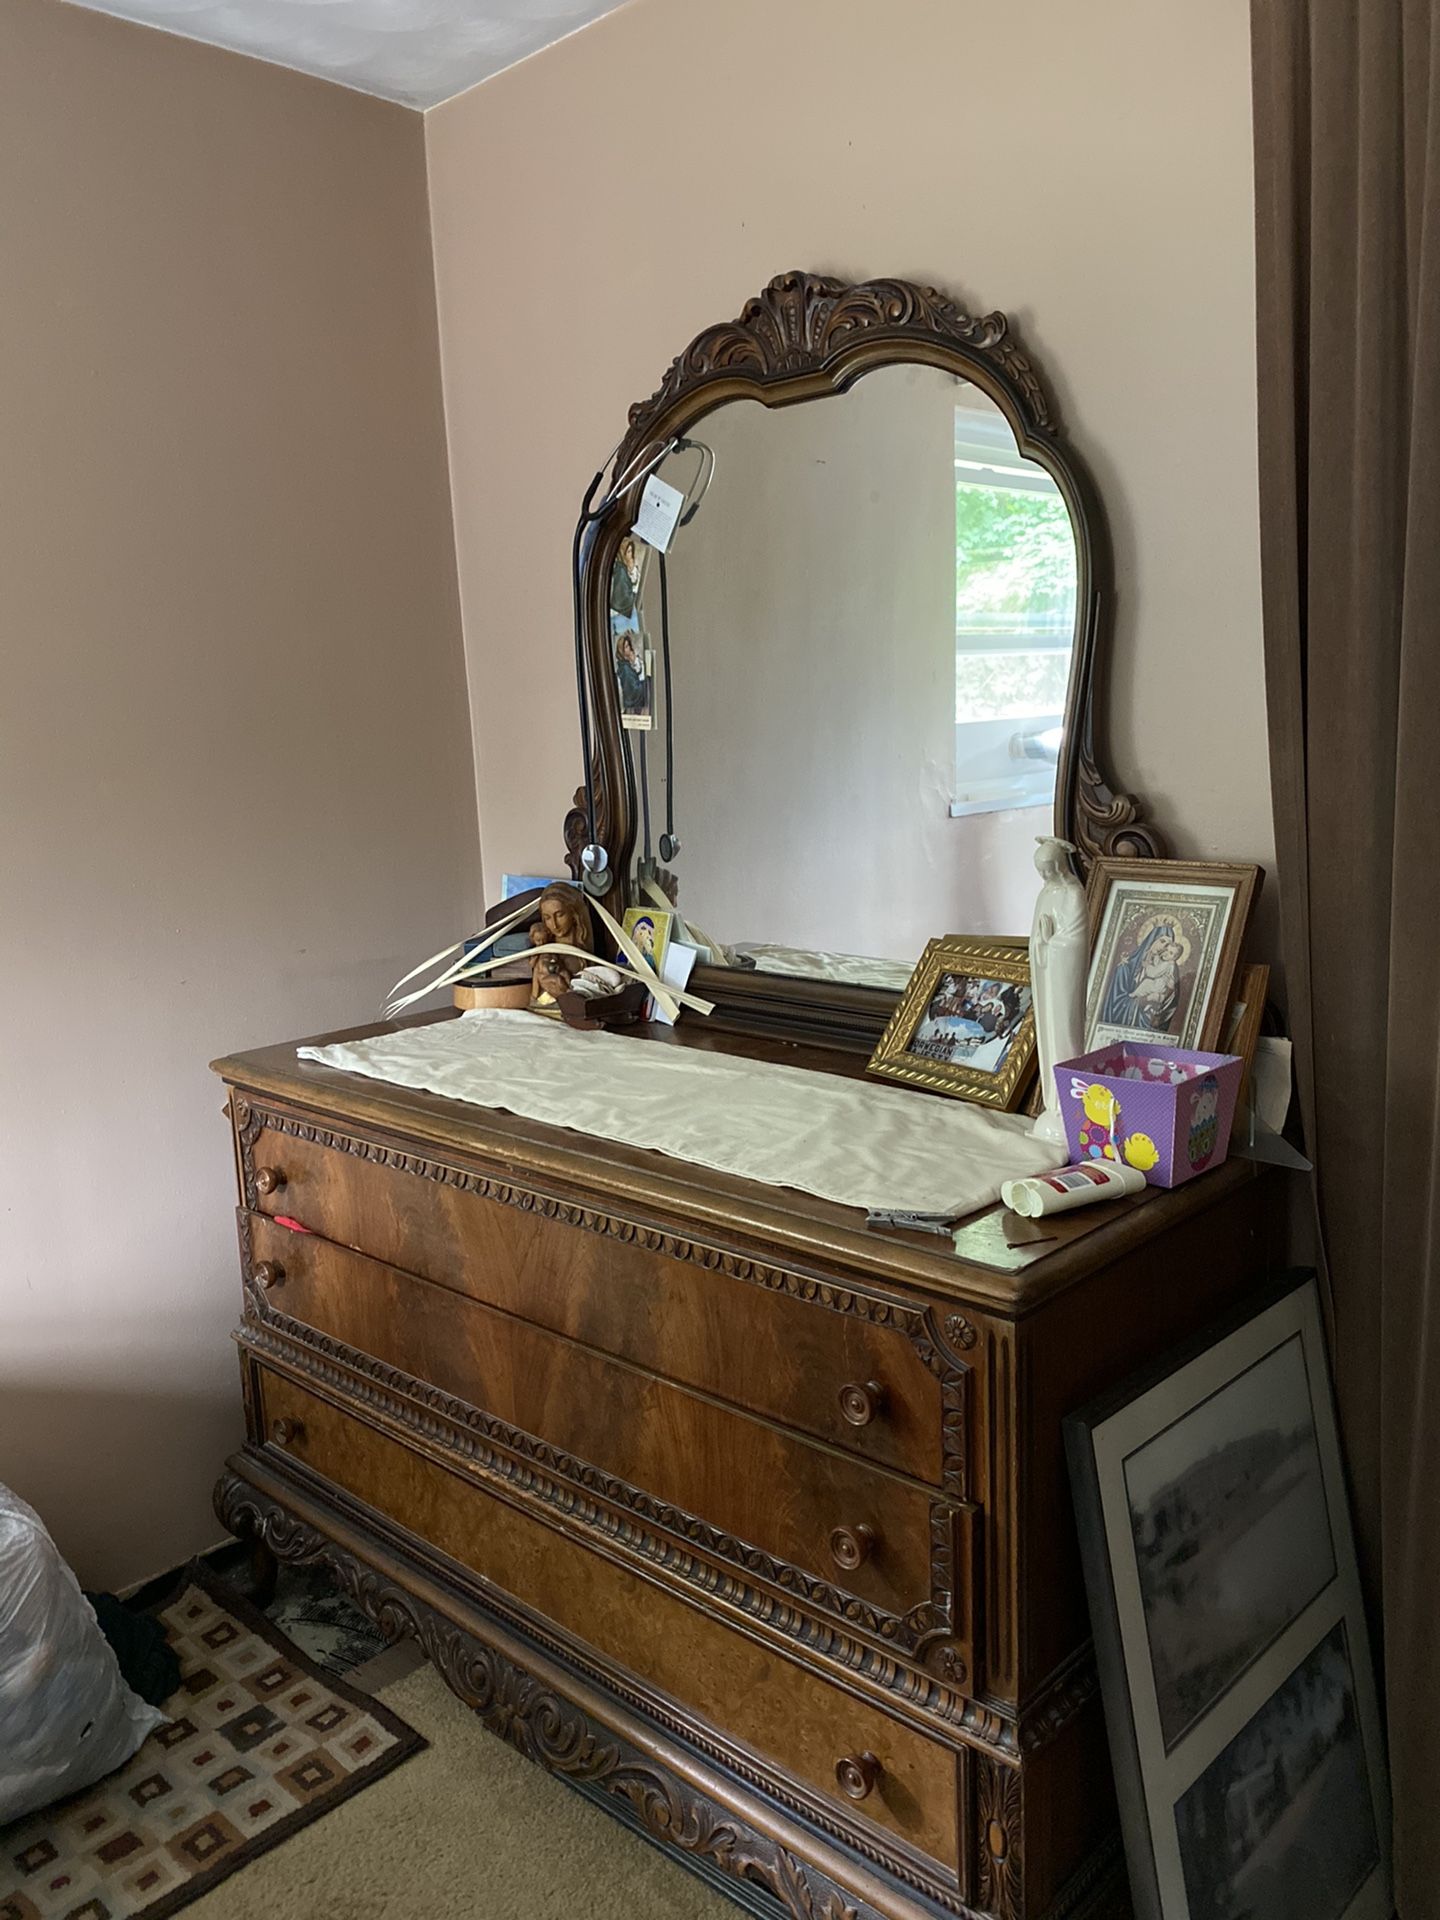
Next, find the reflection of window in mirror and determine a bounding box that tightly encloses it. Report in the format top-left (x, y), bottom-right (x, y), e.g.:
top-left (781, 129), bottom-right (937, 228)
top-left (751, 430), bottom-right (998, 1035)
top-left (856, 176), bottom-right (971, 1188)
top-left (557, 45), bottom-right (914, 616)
top-left (951, 393), bottom-right (1077, 817)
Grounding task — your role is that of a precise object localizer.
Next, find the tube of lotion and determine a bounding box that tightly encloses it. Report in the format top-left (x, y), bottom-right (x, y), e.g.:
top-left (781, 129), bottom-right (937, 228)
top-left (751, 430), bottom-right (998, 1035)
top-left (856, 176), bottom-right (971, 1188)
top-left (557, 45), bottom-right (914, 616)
top-left (1001, 1160), bottom-right (1146, 1218)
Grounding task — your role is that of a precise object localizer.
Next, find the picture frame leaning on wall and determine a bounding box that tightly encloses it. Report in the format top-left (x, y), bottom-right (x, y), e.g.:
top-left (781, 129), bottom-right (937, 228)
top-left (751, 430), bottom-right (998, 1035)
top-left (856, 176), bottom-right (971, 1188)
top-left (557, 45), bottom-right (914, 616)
top-left (1065, 1273), bottom-right (1391, 1920)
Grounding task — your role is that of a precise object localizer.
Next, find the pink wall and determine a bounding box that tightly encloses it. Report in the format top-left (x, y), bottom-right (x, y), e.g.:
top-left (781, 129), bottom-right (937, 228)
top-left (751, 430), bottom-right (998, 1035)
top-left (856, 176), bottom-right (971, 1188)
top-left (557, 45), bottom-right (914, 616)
top-left (0, 0), bottom-right (479, 1587)
top-left (0, 0), bottom-right (1275, 1589)
top-left (425, 0), bottom-right (1273, 941)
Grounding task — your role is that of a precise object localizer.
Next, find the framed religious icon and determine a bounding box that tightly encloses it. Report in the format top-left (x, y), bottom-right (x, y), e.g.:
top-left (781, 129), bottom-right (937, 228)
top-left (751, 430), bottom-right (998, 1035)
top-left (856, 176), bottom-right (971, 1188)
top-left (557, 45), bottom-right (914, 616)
top-left (621, 905), bottom-right (673, 977)
top-left (1066, 1274), bottom-right (1391, 1920)
top-left (867, 937), bottom-right (1036, 1109)
top-left (1084, 859), bottom-right (1261, 1053)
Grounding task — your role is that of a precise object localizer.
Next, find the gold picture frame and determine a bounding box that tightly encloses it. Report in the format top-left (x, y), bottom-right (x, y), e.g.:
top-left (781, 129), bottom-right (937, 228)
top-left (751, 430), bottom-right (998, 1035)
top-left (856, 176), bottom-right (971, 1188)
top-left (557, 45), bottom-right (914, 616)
top-left (867, 937), bottom-right (1037, 1110)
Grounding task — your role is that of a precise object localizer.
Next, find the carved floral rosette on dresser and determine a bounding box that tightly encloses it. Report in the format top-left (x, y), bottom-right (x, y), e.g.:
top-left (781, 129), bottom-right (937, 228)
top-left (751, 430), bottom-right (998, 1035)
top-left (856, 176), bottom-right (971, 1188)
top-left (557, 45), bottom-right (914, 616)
top-left (213, 1030), bottom-right (1271, 1920)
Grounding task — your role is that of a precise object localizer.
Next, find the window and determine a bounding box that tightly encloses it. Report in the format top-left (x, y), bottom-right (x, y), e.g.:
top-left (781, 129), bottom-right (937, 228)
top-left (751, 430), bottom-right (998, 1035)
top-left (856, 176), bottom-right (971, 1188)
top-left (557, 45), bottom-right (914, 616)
top-left (951, 406), bottom-right (1076, 815)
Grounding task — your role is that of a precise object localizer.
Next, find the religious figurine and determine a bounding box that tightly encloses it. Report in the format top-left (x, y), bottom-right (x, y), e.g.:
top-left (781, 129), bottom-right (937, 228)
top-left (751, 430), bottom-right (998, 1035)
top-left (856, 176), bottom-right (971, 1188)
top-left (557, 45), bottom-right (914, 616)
top-left (527, 882), bottom-right (595, 1009)
top-left (1028, 836), bottom-right (1088, 1146)
top-left (530, 938), bottom-right (581, 1008)
top-left (535, 882), bottom-right (594, 956)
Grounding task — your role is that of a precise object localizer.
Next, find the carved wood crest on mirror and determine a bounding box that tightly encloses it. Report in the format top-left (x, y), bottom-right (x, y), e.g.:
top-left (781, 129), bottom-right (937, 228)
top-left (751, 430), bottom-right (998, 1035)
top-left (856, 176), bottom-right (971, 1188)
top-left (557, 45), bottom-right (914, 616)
top-left (562, 270), bottom-right (1161, 1050)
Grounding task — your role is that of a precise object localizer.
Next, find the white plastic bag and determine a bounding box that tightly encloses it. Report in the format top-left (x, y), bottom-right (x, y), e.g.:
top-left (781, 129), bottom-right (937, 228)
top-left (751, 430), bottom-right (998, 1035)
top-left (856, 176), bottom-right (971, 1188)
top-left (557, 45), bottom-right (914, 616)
top-left (0, 1484), bottom-right (167, 1823)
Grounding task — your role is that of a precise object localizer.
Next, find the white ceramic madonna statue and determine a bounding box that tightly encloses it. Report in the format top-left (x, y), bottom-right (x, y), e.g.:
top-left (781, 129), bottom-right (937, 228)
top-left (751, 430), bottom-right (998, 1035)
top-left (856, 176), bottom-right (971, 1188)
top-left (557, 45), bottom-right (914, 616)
top-left (1028, 836), bottom-right (1088, 1146)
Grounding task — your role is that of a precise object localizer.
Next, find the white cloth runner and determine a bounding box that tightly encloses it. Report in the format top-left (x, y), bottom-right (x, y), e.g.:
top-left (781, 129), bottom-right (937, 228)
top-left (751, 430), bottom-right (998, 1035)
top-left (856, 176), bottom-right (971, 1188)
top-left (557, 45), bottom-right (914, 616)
top-left (298, 1011), bottom-right (1064, 1217)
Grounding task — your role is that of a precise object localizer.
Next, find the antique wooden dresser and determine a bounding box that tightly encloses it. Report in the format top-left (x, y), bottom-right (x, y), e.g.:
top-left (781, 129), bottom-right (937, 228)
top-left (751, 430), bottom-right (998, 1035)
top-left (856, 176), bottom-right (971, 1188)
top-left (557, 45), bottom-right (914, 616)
top-left (212, 1015), bottom-right (1271, 1920)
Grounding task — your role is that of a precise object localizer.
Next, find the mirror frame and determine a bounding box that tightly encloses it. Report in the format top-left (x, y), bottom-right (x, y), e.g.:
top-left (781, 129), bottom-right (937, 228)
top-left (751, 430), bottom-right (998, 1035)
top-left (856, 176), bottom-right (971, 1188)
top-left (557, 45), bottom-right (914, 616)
top-left (562, 270), bottom-right (1162, 1050)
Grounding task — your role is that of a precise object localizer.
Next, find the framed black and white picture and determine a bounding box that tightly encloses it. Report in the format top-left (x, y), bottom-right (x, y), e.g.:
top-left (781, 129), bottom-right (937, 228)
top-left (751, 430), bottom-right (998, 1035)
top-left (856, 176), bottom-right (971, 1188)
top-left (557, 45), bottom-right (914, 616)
top-left (1066, 1275), bottom-right (1391, 1920)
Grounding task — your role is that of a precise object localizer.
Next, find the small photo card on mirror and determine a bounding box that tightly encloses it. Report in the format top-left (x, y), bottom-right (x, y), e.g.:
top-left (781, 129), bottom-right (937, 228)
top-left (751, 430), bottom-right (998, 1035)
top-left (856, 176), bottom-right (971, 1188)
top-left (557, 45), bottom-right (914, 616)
top-left (867, 937), bottom-right (1036, 1110)
top-left (1084, 859), bottom-right (1261, 1054)
top-left (615, 636), bottom-right (654, 731)
top-left (609, 534), bottom-right (655, 731)
top-left (1065, 1274), bottom-right (1391, 1920)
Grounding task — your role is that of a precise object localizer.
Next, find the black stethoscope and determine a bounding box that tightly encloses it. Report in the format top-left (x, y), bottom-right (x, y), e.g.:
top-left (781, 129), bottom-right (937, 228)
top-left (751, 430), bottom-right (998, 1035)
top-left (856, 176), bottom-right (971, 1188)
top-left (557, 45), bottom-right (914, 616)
top-left (570, 437), bottom-right (714, 895)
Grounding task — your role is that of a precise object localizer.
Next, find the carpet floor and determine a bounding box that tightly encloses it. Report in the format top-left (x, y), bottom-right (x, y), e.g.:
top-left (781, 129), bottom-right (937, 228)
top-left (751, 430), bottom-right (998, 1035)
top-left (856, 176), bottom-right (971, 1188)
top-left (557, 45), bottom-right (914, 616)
top-left (185, 1646), bottom-right (738, 1920)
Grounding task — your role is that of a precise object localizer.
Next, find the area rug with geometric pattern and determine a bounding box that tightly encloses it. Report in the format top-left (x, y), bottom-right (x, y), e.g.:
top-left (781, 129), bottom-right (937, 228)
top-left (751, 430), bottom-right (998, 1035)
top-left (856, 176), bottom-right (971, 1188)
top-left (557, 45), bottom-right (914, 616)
top-left (0, 1561), bottom-right (425, 1920)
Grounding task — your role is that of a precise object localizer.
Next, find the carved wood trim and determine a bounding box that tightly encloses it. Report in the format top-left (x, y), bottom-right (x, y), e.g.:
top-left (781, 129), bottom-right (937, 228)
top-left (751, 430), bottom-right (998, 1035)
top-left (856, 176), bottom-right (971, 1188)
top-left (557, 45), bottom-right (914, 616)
top-left (566, 269), bottom-right (1163, 1045)
top-left (616, 273), bottom-right (1052, 473)
top-left (214, 1473), bottom-right (892, 1920)
top-left (243, 1338), bottom-right (1029, 1775)
top-left (216, 1471), bottom-right (1122, 1920)
top-left (1072, 713), bottom-right (1165, 866)
top-left (237, 1102), bottom-right (917, 1334)
top-left (236, 1291), bottom-right (949, 1654)
top-left (238, 1288), bottom-right (966, 1668)
top-left (1015, 1645), bottom-right (1101, 1757)
top-left (976, 1757), bottom-right (1025, 1920)
top-left (984, 1329), bottom-right (1019, 1703)
top-left (234, 1106), bottom-right (1101, 1764)
top-left (236, 1105), bottom-right (985, 1679)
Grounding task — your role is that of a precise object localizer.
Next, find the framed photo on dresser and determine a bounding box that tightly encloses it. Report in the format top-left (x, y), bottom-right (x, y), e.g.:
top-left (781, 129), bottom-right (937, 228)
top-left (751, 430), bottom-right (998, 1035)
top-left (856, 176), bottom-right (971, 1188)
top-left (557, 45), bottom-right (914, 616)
top-left (867, 936), bottom-right (1036, 1109)
top-left (1065, 1275), bottom-right (1391, 1920)
top-left (1084, 859), bottom-right (1261, 1053)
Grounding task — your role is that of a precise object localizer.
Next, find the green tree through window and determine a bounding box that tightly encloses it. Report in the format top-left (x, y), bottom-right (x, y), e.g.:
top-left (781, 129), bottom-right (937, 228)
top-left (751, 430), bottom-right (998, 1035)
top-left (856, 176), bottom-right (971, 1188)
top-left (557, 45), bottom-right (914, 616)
top-left (956, 477), bottom-right (1075, 724)
top-left (955, 482), bottom-right (1075, 627)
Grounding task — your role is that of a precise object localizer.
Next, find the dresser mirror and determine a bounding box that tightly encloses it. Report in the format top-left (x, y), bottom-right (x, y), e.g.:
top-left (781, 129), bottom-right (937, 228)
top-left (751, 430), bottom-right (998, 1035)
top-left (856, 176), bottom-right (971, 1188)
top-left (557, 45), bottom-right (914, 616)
top-left (565, 272), bottom-right (1160, 1047)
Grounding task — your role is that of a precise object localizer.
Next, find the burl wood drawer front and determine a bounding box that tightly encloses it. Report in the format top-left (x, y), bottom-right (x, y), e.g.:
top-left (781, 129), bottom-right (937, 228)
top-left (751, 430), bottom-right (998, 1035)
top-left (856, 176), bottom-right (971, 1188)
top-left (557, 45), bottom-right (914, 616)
top-left (241, 1112), bottom-right (944, 1484)
top-left (245, 1212), bottom-right (937, 1623)
top-left (254, 1369), bottom-right (962, 1875)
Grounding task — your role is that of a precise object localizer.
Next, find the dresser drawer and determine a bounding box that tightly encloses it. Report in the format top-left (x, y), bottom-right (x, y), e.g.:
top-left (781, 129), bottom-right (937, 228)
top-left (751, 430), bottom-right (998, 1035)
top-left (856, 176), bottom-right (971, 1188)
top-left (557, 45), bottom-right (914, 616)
top-left (245, 1212), bottom-right (941, 1624)
top-left (239, 1107), bottom-right (945, 1484)
top-left (253, 1368), bottom-right (963, 1875)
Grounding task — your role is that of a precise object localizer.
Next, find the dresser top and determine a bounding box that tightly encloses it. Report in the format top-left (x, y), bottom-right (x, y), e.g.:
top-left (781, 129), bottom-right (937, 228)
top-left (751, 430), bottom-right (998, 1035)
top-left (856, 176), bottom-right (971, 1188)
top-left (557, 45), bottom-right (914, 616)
top-left (213, 1012), bottom-right (1257, 1316)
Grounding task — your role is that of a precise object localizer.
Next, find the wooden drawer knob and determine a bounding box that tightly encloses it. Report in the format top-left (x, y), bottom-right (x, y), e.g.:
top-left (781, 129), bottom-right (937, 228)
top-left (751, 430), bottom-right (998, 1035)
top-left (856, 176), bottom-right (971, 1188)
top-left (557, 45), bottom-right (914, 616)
top-left (252, 1261), bottom-right (284, 1290)
top-left (834, 1751), bottom-right (881, 1801)
top-left (255, 1166), bottom-right (286, 1196)
top-left (270, 1418), bottom-right (304, 1447)
top-left (838, 1380), bottom-right (886, 1427)
top-left (828, 1523), bottom-right (876, 1571)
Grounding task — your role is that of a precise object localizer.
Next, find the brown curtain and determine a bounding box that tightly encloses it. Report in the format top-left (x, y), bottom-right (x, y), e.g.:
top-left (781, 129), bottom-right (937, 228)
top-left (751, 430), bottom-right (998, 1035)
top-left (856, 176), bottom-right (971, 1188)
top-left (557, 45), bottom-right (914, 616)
top-left (1252, 4), bottom-right (1440, 1913)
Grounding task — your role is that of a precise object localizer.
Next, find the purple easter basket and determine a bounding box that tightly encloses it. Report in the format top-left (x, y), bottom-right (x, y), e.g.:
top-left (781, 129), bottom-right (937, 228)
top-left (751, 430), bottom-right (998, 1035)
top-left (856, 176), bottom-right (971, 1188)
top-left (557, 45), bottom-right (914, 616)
top-left (1055, 1044), bottom-right (1244, 1188)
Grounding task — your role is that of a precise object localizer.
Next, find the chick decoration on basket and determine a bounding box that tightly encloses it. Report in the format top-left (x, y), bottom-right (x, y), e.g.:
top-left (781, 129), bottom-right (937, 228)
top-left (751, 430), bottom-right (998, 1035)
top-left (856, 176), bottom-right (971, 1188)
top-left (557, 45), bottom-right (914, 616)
top-left (1076, 1081), bottom-right (1160, 1175)
top-left (1060, 1046), bottom-right (1242, 1189)
top-left (1077, 1082), bottom-right (1120, 1162)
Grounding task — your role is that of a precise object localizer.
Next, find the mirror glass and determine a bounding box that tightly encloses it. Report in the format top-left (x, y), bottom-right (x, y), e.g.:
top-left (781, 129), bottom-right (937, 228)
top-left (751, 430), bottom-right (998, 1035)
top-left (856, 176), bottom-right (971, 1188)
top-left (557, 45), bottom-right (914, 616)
top-left (610, 364), bottom-right (1079, 987)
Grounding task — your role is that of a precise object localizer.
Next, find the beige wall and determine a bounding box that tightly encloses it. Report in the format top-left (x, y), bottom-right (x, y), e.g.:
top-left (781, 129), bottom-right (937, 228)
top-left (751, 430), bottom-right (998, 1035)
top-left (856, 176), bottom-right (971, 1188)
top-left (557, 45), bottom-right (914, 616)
top-left (0, 0), bottom-right (1271, 1589)
top-left (426, 0), bottom-right (1272, 940)
top-left (0, 0), bottom-right (479, 1587)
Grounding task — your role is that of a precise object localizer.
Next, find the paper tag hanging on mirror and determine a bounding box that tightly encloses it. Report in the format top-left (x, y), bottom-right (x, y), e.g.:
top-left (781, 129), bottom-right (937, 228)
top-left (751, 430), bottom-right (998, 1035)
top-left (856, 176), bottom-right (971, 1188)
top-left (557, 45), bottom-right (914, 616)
top-left (632, 475), bottom-right (685, 554)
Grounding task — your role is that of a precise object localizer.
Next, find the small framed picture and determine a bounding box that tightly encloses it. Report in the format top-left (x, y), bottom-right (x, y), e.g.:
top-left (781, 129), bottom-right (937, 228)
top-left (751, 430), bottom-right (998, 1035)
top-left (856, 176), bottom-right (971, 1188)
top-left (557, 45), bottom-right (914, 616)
top-left (867, 937), bottom-right (1036, 1109)
top-left (621, 906), bottom-right (672, 978)
top-left (1065, 1275), bottom-right (1391, 1920)
top-left (1085, 859), bottom-right (1261, 1053)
